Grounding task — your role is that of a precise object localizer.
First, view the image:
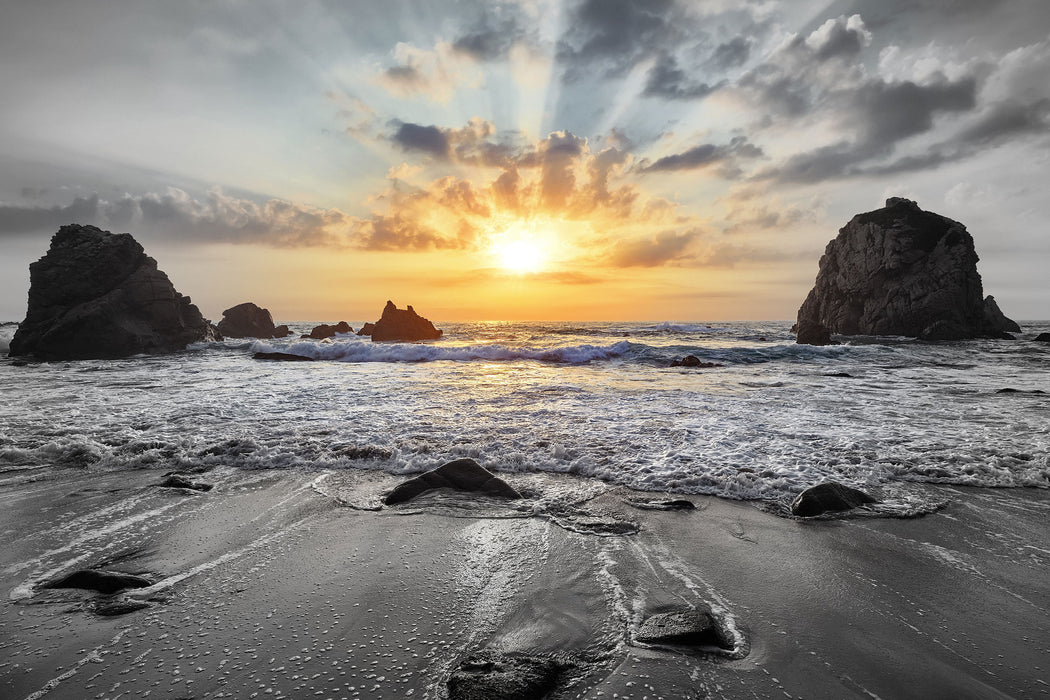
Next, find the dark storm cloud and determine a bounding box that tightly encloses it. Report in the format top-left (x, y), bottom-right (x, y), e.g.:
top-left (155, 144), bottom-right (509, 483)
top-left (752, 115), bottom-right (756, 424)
top-left (556, 0), bottom-right (680, 80)
top-left (853, 78), bottom-right (976, 144)
top-left (711, 36), bottom-right (751, 70)
top-left (451, 3), bottom-right (536, 61)
top-left (0, 195), bottom-right (105, 235)
top-left (390, 122), bottom-right (452, 159)
top-left (641, 137), bottom-right (763, 175)
top-left (642, 54), bottom-right (724, 100)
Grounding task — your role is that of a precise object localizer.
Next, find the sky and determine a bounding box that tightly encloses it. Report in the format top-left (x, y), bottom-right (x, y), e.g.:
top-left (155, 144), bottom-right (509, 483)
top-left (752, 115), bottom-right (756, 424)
top-left (1, 0), bottom-right (1048, 322)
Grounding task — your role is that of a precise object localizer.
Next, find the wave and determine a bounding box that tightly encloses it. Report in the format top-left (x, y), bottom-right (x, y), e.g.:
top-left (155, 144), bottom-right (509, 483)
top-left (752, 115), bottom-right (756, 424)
top-left (250, 339), bottom-right (636, 364)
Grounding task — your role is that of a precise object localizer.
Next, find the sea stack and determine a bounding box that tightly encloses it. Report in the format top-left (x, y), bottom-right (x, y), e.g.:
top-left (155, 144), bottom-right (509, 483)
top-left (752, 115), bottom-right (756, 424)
top-left (796, 198), bottom-right (1019, 344)
top-left (216, 302), bottom-right (284, 339)
top-left (370, 301), bottom-right (442, 342)
top-left (9, 224), bottom-right (218, 360)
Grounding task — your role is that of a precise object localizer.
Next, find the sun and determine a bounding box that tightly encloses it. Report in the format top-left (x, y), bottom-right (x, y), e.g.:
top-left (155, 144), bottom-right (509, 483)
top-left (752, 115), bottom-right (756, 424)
top-left (495, 237), bottom-right (546, 274)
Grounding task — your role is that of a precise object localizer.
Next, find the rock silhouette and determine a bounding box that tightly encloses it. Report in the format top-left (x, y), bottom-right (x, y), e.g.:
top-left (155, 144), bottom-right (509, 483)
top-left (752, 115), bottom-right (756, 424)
top-left (216, 302), bottom-right (281, 339)
top-left (370, 301), bottom-right (442, 342)
top-left (790, 482), bottom-right (876, 517)
top-left (45, 569), bottom-right (153, 594)
top-left (384, 458), bottom-right (520, 505)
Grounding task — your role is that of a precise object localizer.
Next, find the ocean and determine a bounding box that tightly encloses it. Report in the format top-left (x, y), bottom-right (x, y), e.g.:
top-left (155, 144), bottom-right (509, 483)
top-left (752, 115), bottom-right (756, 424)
top-left (2, 320), bottom-right (1048, 508)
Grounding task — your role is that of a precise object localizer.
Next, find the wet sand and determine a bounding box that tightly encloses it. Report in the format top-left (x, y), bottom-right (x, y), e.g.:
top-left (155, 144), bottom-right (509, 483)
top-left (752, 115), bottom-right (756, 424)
top-left (1, 465), bottom-right (1047, 699)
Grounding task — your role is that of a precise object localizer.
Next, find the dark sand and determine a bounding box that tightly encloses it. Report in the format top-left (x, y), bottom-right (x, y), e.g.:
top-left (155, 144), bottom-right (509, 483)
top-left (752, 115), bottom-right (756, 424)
top-left (1, 466), bottom-right (1047, 699)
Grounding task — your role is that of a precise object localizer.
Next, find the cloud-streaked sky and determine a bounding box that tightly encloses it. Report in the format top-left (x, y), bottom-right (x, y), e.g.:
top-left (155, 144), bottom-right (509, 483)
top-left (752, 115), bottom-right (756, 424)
top-left (1, 0), bottom-right (1047, 321)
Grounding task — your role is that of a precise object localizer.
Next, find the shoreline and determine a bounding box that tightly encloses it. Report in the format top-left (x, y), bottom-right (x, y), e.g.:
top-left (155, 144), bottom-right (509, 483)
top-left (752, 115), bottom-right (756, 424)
top-left (2, 466), bottom-right (1048, 698)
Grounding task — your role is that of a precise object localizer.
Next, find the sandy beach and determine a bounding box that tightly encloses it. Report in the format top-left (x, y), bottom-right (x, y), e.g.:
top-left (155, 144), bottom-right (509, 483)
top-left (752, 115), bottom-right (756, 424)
top-left (1, 465), bottom-right (1047, 699)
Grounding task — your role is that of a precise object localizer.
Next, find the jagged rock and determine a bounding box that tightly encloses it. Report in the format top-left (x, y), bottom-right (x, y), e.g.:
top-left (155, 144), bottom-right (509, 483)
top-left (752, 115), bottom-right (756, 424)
top-left (1035, 333), bottom-right (1050, 342)
top-left (216, 302), bottom-right (280, 338)
top-left (253, 351), bottom-right (314, 362)
top-left (384, 458), bottom-right (520, 505)
top-left (796, 199), bottom-right (1019, 342)
top-left (274, 324), bottom-right (292, 338)
top-left (790, 482), bottom-right (876, 517)
top-left (95, 599), bottom-right (150, 616)
top-left (8, 225), bottom-right (218, 360)
top-left (670, 355), bottom-right (722, 368)
top-left (447, 651), bottom-right (566, 700)
top-left (635, 609), bottom-right (732, 650)
top-left (984, 296), bottom-right (1020, 334)
top-left (357, 322), bottom-right (375, 336)
top-left (370, 301), bottom-right (442, 342)
top-left (158, 474), bottom-right (212, 491)
top-left (796, 319), bottom-right (833, 346)
top-left (45, 569), bottom-right (153, 594)
top-left (304, 321), bottom-right (353, 339)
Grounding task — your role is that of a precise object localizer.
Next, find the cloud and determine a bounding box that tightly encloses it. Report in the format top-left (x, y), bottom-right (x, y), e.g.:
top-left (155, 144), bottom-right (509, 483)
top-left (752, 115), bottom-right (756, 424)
top-left (805, 14), bottom-right (871, 61)
top-left (607, 228), bottom-right (701, 267)
top-left (556, 0), bottom-right (681, 80)
top-left (376, 41), bottom-right (481, 102)
top-left (391, 122), bottom-right (451, 159)
top-left (640, 137), bottom-right (763, 175)
top-left (643, 54), bottom-right (725, 100)
top-left (451, 2), bottom-right (538, 61)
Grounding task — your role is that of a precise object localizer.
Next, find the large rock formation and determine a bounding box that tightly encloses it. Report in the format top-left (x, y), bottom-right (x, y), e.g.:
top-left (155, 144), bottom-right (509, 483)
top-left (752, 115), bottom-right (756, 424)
top-left (9, 225), bottom-right (218, 360)
top-left (216, 302), bottom-right (282, 338)
top-left (796, 198), bottom-right (1019, 344)
top-left (370, 301), bottom-right (442, 342)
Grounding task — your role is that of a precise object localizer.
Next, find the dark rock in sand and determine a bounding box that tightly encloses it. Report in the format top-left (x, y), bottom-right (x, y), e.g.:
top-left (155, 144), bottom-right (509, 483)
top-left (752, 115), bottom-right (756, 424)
top-left (370, 301), bottom-right (442, 342)
top-left (384, 458), bottom-right (520, 505)
top-left (273, 324), bottom-right (292, 338)
top-left (158, 474), bottom-right (213, 491)
top-left (253, 351), bottom-right (314, 362)
top-left (356, 322), bottom-right (375, 336)
top-left (95, 599), bottom-right (150, 616)
top-left (670, 355), bottom-right (722, 368)
top-left (1035, 333), bottom-right (1050, 343)
top-left (796, 319), bottom-right (834, 346)
top-left (636, 609), bottom-right (732, 650)
top-left (790, 482), bottom-right (877, 517)
top-left (825, 372), bottom-right (853, 378)
top-left (305, 321), bottom-right (353, 339)
top-left (45, 569), bottom-right (152, 594)
top-left (796, 198), bottom-right (1019, 342)
top-left (448, 651), bottom-right (566, 700)
top-left (627, 498), bottom-right (696, 511)
top-left (9, 225), bottom-right (219, 360)
top-left (216, 302), bottom-right (280, 339)
top-left (996, 388), bottom-right (1046, 394)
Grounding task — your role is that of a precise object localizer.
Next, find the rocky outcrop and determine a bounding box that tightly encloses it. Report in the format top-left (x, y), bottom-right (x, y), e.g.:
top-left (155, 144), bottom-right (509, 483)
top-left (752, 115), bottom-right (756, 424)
top-left (370, 301), bottom-right (442, 342)
top-left (1034, 333), bottom-right (1050, 343)
top-left (384, 458), bottom-right (520, 505)
top-left (796, 198), bottom-right (1019, 344)
top-left (790, 482), bottom-right (876, 517)
top-left (356, 322), bottom-right (375, 336)
top-left (8, 225), bottom-right (218, 360)
top-left (274, 324), bottom-right (292, 338)
top-left (303, 321), bottom-right (352, 339)
top-left (44, 569), bottom-right (153, 594)
top-left (216, 302), bottom-right (280, 338)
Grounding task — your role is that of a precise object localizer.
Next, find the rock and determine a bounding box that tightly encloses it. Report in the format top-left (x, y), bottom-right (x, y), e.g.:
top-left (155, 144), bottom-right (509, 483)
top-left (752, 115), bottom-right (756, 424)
top-left (670, 355), bottom-right (722, 368)
top-left (45, 569), bottom-right (153, 594)
top-left (95, 599), bottom-right (150, 616)
top-left (824, 372), bottom-right (853, 377)
top-left (796, 199), bottom-right (1019, 342)
top-left (304, 321), bottom-right (353, 339)
top-left (790, 482), bottom-right (876, 517)
top-left (370, 301), bottom-right (442, 342)
top-left (626, 498), bottom-right (696, 511)
top-left (1035, 333), bottom-right (1050, 342)
top-left (8, 225), bottom-right (218, 360)
top-left (447, 651), bottom-right (565, 700)
top-left (796, 319), bottom-right (833, 346)
top-left (384, 458), bottom-right (520, 505)
top-left (158, 474), bottom-right (213, 491)
top-left (216, 302), bottom-right (280, 338)
top-left (996, 388), bottom-right (1045, 394)
top-left (356, 322), bottom-right (375, 336)
top-left (253, 351), bottom-right (314, 362)
top-left (273, 324), bottom-right (292, 338)
top-left (635, 609), bottom-right (732, 650)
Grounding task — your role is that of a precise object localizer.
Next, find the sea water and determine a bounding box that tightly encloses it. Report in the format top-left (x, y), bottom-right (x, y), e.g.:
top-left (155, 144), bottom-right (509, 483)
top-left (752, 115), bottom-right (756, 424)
top-left (1, 321), bottom-right (1047, 503)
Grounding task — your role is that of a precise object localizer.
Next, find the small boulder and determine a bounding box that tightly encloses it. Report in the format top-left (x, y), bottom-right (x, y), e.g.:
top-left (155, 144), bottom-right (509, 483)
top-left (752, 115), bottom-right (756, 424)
top-left (274, 324), bottom-right (292, 338)
top-left (305, 321), bottom-right (353, 339)
top-left (253, 351), bottom-right (314, 362)
top-left (796, 319), bottom-right (833, 346)
top-left (357, 322), bottom-right (375, 336)
top-left (216, 302), bottom-right (280, 338)
top-left (384, 458), bottom-right (520, 505)
top-left (790, 482), bottom-right (876, 517)
top-left (670, 355), bottom-right (722, 368)
top-left (1035, 333), bottom-right (1050, 342)
top-left (447, 652), bottom-right (565, 700)
top-left (626, 498), bottom-right (696, 511)
top-left (370, 301), bottom-right (442, 342)
top-left (635, 609), bottom-right (732, 650)
top-left (158, 474), bottom-right (213, 491)
top-left (45, 569), bottom-right (153, 594)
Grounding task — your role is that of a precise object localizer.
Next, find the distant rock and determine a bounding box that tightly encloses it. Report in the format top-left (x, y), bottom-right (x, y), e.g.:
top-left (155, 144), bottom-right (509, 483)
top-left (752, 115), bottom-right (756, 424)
top-left (158, 474), bottom-right (212, 491)
top-left (796, 199), bottom-right (1019, 343)
top-left (304, 321), bottom-right (353, 339)
top-left (447, 651), bottom-right (566, 700)
top-left (216, 302), bottom-right (280, 338)
top-left (357, 322), bottom-right (375, 336)
top-left (635, 609), bottom-right (732, 650)
top-left (1035, 333), bottom-right (1050, 342)
top-left (253, 351), bottom-right (314, 362)
top-left (384, 458), bottom-right (520, 505)
top-left (670, 355), bottom-right (722, 368)
top-left (45, 569), bottom-right (153, 594)
top-left (8, 225), bottom-right (218, 360)
top-left (274, 324), bottom-right (292, 338)
top-left (790, 482), bottom-right (876, 517)
top-left (370, 301), bottom-right (442, 342)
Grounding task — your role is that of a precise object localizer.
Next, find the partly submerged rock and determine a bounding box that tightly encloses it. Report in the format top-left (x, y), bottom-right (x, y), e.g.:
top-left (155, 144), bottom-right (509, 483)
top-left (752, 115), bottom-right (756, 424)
top-left (635, 609), bottom-right (733, 650)
top-left (670, 355), bottom-right (722, 368)
top-left (626, 497), bottom-right (697, 511)
top-left (384, 458), bottom-right (520, 505)
top-left (9, 225), bottom-right (218, 360)
top-left (795, 319), bottom-right (834, 346)
top-left (45, 569), bottom-right (153, 594)
top-left (796, 198), bottom-right (1019, 342)
top-left (356, 322), bottom-right (375, 336)
top-left (1035, 333), bottom-right (1050, 343)
top-left (253, 351), bottom-right (314, 362)
top-left (304, 321), bottom-right (352, 339)
top-left (273, 324), bottom-right (292, 338)
top-left (790, 482), bottom-right (876, 517)
top-left (447, 651), bottom-right (566, 700)
top-left (158, 474), bottom-right (213, 491)
top-left (216, 302), bottom-right (280, 339)
top-left (370, 301), bottom-right (442, 342)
